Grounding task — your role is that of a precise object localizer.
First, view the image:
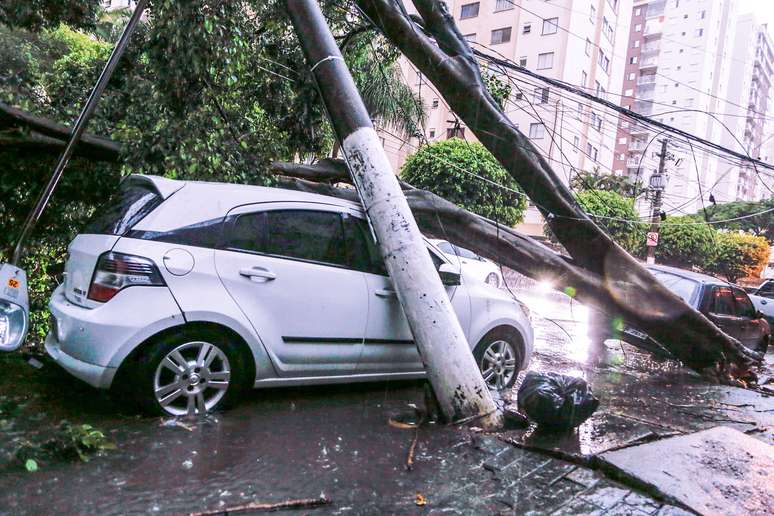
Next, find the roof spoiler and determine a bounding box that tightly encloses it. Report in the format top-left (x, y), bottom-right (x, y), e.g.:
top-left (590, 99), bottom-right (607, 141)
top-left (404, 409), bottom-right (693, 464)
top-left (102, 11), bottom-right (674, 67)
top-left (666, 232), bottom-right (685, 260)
top-left (121, 174), bottom-right (185, 200)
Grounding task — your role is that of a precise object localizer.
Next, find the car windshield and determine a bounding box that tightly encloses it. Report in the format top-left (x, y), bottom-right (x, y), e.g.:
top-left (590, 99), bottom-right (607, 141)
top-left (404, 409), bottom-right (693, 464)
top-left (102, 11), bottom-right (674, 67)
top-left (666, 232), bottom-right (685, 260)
top-left (84, 182), bottom-right (163, 236)
top-left (650, 271), bottom-right (699, 305)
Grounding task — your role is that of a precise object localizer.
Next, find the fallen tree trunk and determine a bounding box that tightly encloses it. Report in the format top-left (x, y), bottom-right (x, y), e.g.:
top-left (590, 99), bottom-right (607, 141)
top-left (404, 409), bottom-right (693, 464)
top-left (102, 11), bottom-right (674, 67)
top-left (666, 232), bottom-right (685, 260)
top-left (272, 160), bottom-right (761, 381)
top-left (0, 101), bottom-right (122, 161)
top-left (353, 0), bottom-right (758, 379)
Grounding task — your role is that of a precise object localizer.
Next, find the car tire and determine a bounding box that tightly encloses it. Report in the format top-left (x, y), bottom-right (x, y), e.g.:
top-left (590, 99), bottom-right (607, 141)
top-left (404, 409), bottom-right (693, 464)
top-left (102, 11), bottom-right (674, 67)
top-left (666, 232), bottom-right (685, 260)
top-left (473, 328), bottom-right (523, 390)
top-left (126, 328), bottom-right (251, 416)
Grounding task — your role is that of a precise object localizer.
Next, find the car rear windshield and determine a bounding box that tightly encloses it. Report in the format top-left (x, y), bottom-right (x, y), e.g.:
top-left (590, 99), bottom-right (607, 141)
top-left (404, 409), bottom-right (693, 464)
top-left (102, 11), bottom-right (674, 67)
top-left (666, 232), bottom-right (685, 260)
top-left (651, 271), bottom-right (699, 305)
top-left (84, 182), bottom-right (163, 236)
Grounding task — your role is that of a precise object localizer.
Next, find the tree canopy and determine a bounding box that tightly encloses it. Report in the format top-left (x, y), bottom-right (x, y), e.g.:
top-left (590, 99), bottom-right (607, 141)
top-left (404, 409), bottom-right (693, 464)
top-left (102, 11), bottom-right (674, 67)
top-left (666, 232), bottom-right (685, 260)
top-left (700, 198), bottom-right (774, 245)
top-left (575, 190), bottom-right (644, 255)
top-left (400, 138), bottom-right (528, 226)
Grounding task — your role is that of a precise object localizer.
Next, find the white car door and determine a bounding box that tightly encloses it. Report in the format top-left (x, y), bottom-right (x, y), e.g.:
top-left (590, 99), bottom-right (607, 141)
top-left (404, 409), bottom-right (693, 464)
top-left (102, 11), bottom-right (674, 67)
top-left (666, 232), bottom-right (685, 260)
top-left (343, 216), bottom-right (472, 373)
top-left (214, 203), bottom-right (369, 377)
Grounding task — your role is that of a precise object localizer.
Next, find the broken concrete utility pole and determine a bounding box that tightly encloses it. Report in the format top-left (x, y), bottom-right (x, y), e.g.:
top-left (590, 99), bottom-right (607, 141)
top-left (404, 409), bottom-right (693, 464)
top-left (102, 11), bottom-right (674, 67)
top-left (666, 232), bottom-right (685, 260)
top-left (285, 0), bottom-right (502, 427)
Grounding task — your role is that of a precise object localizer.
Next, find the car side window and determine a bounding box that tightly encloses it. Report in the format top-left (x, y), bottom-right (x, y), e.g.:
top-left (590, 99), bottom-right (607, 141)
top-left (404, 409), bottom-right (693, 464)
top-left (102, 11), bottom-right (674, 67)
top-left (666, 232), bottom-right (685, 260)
top-left (758, 281), bottom-right (774, 299)
top-left (343, 215), bottom-right (445, 276)
top-left (229, 210), bottom-right (348, 268)
top-left (732, 288), bottom-right (756, 318)
top-left (342, 215), bottom-right (387, 275)
top-left (711, 287), bottom-right (736, 316)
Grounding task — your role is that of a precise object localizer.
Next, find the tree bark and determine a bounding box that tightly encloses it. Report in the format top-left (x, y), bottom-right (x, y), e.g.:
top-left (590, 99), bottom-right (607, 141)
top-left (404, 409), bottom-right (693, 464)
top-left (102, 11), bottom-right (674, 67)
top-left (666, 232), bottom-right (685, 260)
top-left (352, 0), bottom-right (759, 379)
top-left (0, 101), bottom-right (122, 161)
top-left (272, 159), bottom-right (761, 381)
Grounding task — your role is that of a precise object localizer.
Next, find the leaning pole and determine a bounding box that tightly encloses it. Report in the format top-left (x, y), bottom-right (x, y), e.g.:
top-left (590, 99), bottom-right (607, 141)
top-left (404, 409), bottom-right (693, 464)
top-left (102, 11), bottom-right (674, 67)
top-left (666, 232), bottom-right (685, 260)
top-left (286, 0), bottom-right (502, 427)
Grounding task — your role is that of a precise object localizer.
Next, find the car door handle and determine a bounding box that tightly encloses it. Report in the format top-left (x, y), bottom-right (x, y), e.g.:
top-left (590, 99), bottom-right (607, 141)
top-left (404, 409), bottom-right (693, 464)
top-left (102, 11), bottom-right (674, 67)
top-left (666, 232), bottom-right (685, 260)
top-left (375, 288), bottom-right (397, 298)
top-left (239, 267), bottom-right (276, 281)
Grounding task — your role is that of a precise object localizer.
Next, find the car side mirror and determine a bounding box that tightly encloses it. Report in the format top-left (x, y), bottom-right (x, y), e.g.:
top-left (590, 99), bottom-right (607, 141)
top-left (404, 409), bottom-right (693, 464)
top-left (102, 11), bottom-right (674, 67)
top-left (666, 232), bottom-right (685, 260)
top-left (438, 263), bottom-right (461, 286)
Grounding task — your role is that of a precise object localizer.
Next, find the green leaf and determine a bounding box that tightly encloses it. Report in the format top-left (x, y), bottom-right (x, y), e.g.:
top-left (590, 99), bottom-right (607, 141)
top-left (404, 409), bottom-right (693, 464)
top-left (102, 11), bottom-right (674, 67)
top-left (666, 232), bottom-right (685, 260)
top-left (25, 459), bottom-right (38, 472)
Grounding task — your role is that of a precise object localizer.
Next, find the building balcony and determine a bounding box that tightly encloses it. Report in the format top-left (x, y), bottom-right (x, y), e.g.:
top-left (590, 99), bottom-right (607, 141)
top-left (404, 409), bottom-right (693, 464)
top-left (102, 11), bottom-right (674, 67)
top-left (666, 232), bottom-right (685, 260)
top-left (629, 141), bottom-right (648, 151)
top-left (637, 75), bottom-right (657, 85)
top-left (639, 56), bottom-right (658, 69)
top-left (643, 23), bottom-right (663, 38)
top-left (640, 43), bottom-right (660, 55)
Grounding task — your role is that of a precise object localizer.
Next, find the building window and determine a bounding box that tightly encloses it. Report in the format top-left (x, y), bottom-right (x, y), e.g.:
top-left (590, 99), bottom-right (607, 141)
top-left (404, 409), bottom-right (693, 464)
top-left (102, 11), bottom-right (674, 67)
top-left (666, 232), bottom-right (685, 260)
top-left (602, 17), bottom-right (613, 41)
top-left (634, 40), bottom-right (640, 48)
top-left (628, 72), bottom-right (635, 81)
top-left (573, 136), bottom-right (580, 149)
top-left (463, 33), bottom-right (477, 43)
top-left (581, 71), bottom-right (588, 87)
top-left (491, 27), bottom-right (512, 44)
top-left (432, 98), bottom-right (439, 108)
top-left (598, 50), bottom-right (610, 73)
top-left (630, 56), bottom-right (638, 64)
top-left (519, 56), bottom-right (527, 66)
top-left (529, 123), bottom-right (546, 139)
top-left (522, 23), bottom-right (531, 34)
top-left (635, 8), bottom-right (641, 16)
top-left (586, 143), bottom-right (598, 161)
top-left (514, 91), bottom-right (523, 100)
top-left (625, 88), bottom-right (634, 96)
top-left (429, 129), bottom-right (436, 138)
top-left (585, 38), bottom-right (593, 56)
top-left (537, 52), bottom-right (554, 70)
top-left (590, 5), bottom-right (596, 23)
top-left (533, 87), bottom-right (550, 104)
top-left (590, 112), bottom-right (602, 131)
top-left (460, 2), bottom-right (480, 19)
top-left (494, 0), bottom-right (513, 12)
top-left (635, 23), bottom-right (642, 32)
top-left (542, 18), bottom-right (559, 35)
top-left (700, 10), bottom-right (706, 19)
top-left (695, 28), bottom-right (703, 37)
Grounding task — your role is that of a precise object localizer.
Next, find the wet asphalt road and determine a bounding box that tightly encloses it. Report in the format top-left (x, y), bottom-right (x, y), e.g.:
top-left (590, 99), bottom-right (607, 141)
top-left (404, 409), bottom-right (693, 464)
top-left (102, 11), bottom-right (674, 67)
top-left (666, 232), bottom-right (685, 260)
top-left (0, 290), bottom-right (772, 514)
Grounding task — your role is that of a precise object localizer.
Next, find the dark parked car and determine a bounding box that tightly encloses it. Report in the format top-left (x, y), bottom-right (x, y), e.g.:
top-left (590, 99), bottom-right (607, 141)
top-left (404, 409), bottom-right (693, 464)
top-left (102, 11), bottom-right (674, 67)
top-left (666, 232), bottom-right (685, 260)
top-left (621, 265), bottom-right (770, 356)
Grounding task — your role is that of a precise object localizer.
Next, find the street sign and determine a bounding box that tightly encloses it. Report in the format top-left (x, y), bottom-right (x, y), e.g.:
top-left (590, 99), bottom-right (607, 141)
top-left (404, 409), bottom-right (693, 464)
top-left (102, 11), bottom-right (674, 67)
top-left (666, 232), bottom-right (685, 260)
top-left (647, 232), bottom-right (659, 247)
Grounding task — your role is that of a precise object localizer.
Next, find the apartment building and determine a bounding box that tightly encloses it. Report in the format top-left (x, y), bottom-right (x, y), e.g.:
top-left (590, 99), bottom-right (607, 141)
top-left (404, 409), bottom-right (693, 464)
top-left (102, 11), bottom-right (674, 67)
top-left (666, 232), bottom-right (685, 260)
top-left (383, 0), bottom-right (633, 187)
top-left (716, 14), bottom-right (774, 203)
top-left (612, 0), bottom-right (738, 215)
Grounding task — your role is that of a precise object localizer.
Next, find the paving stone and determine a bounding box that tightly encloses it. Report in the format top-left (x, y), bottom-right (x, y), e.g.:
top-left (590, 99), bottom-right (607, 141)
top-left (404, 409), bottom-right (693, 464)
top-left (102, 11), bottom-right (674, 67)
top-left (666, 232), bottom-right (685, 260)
top-left (472, 434), bottom-right (511, 456)
top-left (525, 460), bottom-right (578, 486)
top-left (622, 491), bottom-right (661, 514)
top-left (599, 426), bottom-right (774, 516)
top-left (483, 447), bottom-right (524, 472)
top-left (653, 505), bottom-right (694, 516)
top-left (551, 497), bottom-right (606, 515)
top-left (565, 466), bottom-right (604, 488)
top-left (602, 501), bottom-right (653, 515)
top-left (577, 481), bottom-right (631, 509)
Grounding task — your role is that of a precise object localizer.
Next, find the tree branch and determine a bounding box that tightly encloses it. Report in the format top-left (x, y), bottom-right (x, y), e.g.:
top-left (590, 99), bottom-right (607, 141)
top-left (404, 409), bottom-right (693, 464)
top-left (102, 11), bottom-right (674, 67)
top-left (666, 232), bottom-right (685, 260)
top-left (0, 101), bottom-right (122, 161)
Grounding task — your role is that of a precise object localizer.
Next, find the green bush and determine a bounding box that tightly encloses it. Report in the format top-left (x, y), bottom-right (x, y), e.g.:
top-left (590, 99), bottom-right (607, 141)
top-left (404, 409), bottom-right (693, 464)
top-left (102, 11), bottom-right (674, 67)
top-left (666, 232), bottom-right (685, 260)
top-left (707, 232), bottom-right (770, 282)
top-left (400, 138), bottom-right (527, 226)
top-left (656, 216), bottom-right (717, 269)
top-left (576, 190), bottom-right (645, 255)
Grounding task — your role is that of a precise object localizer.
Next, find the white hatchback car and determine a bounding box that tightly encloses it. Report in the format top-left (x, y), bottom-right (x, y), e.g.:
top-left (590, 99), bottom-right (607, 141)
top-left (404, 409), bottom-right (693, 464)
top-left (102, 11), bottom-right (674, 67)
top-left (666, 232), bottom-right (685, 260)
top-left (45, 175), bottom-right (533, 416)
top-left (429, 239), bottom-right (504, 288)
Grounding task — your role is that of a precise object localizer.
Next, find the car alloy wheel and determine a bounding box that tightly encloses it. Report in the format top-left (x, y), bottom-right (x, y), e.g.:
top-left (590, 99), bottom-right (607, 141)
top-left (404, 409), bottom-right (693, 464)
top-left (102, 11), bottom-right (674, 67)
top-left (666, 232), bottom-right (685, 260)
top-left (479, 339), bottom-right (517, 390)
top-left (153, 341), bottom-right (231, 416)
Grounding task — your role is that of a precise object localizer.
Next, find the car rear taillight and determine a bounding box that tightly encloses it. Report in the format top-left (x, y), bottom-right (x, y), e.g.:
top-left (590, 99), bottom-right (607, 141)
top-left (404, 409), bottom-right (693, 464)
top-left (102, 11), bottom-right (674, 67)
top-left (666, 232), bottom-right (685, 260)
top-left (88, 252), bottom-right (165, 303)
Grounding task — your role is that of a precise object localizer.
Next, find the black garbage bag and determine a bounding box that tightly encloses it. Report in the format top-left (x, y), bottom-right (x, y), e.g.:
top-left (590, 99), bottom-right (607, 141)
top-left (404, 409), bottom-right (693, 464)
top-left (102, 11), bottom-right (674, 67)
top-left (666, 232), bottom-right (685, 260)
top-left (517, 372), bottom-right (599, 431)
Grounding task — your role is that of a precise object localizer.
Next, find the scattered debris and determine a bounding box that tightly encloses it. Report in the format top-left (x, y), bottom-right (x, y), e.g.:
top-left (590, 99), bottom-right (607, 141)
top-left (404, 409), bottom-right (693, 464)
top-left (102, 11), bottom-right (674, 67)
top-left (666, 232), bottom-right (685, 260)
top-left (502, 407), bottom-right (530, 429)
top-left (190, 495), bottom-right (331, 515)
top-left (14, 421), bottom-right (116, 469)
top-left (414, 492), bottom-right (427, 506)
top-left (517, 372), bottom-right (599, 431)
top-left (160, 418), bottom-right (196, 432)
top-left (405, 427), bottom-right (420, 471)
